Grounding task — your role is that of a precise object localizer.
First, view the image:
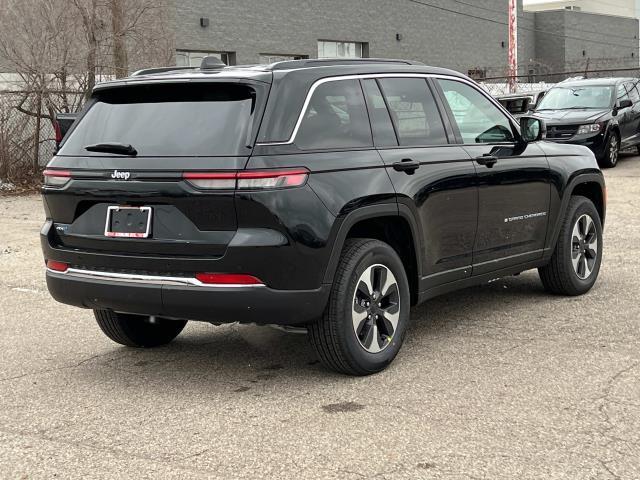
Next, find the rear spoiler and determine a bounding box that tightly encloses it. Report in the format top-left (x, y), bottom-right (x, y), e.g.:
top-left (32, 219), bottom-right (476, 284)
top-left (54, 113), bottom-right (78, 150)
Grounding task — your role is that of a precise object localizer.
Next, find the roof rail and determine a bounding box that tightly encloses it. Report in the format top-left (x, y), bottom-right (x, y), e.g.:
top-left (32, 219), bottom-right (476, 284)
top-left (131, 66), bottom-right (198, 77)
top-left (267, 58), bottom-right (424, 71)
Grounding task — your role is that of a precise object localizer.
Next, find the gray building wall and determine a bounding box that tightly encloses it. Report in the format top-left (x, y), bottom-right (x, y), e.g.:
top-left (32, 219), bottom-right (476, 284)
top-left (519, 10), bottom-right (538, 72)
top-left (174, 0), bottom-right (531, 77)
top-left (563, 11), bottom-right (638, 71)
top-left (534, 11), bottom-right (566, 73)
top-left (171, 1), bottom-right (639, 81)
top-left (534, 10), bottom-right (638, 79)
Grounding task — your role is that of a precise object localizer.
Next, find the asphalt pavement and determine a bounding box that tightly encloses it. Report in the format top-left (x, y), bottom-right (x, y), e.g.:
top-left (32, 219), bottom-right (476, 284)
top-left (0, 155), bottom-right (639, 479)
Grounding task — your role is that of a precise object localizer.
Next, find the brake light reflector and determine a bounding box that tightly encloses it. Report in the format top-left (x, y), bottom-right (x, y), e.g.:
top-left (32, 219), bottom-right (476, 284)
top-left (43, 169), bottom-right (72, 187)
top-left (182, 168), bottom-right (309, 190)
top-left (195, 273), bottom-right (264, 285)
top-left (237, 168), bottom-right (309, 189)
top-left (53, 121), bottom-right (62, 144)
top-left (46, 260), bottom-right (69, 272)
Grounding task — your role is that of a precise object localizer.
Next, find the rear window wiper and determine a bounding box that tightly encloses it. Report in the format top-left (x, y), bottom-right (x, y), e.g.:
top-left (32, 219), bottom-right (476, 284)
top-left (85, 142), bottom-right (138, 156)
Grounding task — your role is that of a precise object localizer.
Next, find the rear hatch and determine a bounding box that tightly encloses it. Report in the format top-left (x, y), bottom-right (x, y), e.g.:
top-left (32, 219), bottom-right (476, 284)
top-left (43, 79), bottom-right (269, 259)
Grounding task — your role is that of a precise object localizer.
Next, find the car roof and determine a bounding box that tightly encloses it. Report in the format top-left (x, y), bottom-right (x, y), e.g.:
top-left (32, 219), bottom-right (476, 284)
top-left (93, 58), bottom-right (468, 91)
top-left (554, 77), bottom-right (636, 88)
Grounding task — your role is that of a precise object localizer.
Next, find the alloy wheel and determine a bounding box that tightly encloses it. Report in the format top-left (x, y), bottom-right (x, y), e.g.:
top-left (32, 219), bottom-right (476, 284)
top-left (352, 264), bottom-right (400, 353)
top-left (571, 214), bottom-right (598, 280)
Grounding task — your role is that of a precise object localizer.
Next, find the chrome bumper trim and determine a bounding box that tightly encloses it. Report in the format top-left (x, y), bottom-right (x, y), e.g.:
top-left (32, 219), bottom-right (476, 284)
top-left (47, 268), bottom-right (266, 288)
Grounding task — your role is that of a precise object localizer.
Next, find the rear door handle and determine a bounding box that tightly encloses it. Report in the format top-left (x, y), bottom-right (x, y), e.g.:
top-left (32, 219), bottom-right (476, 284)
top-left (475, 155), bottom-right (498, 168)
top-left (392, 159), bottom-right (420, 174)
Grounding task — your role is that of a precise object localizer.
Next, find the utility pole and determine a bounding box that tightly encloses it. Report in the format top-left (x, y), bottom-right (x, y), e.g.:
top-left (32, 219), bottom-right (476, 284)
top-left (508, 0), bottom-right (518, 93)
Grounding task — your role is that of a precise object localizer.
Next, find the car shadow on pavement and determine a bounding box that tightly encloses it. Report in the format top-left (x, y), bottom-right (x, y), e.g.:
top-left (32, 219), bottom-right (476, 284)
top-left (72, 272), bottom-right (552, 388)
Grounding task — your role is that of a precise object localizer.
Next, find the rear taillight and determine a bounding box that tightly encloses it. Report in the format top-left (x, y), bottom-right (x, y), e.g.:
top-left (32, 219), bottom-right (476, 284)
top-left (183, 168), bottom-right (309, 190)
top-left (195, 273), bottom-right (264, 285)
top-left (182, 172), bottom-right (236, 189)
top-left (46, 260), bottom-right (69, 272)
top-left (43, 169), bottom-right (72, 187)
top-left (53, 121), bottom-right (62, 144)
top-left (237, 169), bottom-right (309, 189)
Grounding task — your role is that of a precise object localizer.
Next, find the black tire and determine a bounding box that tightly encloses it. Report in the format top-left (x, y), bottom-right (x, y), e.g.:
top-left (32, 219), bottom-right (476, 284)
top-left (636, 145), bottom-right (640, 156)
top-left (308, 239), bottom-right (411, 376)
top-left (599, 131), bottom-right (620, 168)
top-left (94, 310), bottom-right (187, 347)
top-left (539, 196), bottom-right (603, 296)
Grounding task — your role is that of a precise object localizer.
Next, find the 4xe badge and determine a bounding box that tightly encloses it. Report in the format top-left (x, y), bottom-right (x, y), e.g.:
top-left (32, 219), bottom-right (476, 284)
top-left (111, 169), bottom-right (131, 180)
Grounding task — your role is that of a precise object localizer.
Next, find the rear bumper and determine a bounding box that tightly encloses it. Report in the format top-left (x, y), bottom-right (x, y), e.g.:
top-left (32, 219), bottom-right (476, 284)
top-left (46, 269), bottom-right (329, 325)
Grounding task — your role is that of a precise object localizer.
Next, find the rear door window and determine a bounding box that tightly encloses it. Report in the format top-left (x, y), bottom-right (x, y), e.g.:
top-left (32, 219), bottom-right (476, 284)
top-left (295, 79), bottom-right (372, 150)
top-left (58, 83), bottom-right (260, 157)
top-left (361, 79), bottom-right (398, 147)
top-left (378, 78), bottom-right (448, 146)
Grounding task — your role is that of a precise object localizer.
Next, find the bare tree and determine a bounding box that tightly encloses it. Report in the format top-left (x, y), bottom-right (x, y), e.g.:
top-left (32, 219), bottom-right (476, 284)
top-left (0, 0), bottom-right (174, 182)
top-left (110, 0), bottom-right (128, 78)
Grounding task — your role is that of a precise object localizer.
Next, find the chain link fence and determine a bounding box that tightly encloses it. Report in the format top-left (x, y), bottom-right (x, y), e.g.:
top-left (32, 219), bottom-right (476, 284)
top-left (479, 82), bottom-right (556, 97)
top-left (477, 64), bottom-right (640, 97)
top-left (0, 89), bottom-right (84, 187)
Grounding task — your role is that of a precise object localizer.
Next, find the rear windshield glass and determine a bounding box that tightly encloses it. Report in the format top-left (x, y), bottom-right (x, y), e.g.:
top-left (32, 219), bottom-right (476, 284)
top-left (58, 83), bottom-right (257, 157)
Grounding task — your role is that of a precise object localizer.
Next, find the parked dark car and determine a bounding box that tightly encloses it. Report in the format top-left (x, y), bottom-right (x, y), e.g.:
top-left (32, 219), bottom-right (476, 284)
top-left (532, 77), bottom-right (640, 168)
top-left (41, 58), bottom-right (606, 375)
top-left (496, 90), bottom-right (547, 118)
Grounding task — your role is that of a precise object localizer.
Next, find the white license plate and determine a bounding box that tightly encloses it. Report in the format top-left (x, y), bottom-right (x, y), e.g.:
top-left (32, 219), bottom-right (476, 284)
top-left (104, 206), bottom-right (152, 238)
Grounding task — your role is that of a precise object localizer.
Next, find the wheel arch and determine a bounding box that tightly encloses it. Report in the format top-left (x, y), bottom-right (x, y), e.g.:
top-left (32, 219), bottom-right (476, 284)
top-left (547, 173), bottom-right (606, 251)
top-left (607, 122), bottom-right (621, 140)
top-left (571, 181), bottom-right (605, 225)
top-left (322, 204), bottom-right (422, 305)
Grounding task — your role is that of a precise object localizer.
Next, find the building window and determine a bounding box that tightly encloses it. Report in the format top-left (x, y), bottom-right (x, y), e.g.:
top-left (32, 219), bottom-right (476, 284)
top-left (259, 53), bottom-right (308, 64)
top-left (317, 40), bottom-right (367, 59)
top-left (176, 50), bottom-right (235, 67)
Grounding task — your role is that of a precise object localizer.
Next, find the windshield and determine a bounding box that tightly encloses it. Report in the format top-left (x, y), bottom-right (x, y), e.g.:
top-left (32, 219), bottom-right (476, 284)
top-left (59, 83), bottom-right (258, 157)
top-left (535, 85), bottom-right (613, 110)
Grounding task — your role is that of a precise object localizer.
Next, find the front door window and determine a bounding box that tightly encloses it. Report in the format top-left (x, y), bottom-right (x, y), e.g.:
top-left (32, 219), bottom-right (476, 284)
top-left (438, 79), bottom-right (515, 144)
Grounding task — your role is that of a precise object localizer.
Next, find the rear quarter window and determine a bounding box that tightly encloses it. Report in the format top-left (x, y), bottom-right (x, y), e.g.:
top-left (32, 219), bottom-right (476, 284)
top-left (295, 79), bottom-right (372, 150)
top-left (58, 83), bottom-right (259, 157)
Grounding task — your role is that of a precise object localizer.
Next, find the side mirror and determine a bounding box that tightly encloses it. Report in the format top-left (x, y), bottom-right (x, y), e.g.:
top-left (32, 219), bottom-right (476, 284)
top-left (618, 99), bottom-right (633, 110)
top-left (520, 116), bottom-right (546, 143)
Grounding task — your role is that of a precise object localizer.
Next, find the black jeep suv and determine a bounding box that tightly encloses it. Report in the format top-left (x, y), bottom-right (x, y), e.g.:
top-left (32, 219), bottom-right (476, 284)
top-left (41, 58), bottom-right (606, 375)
